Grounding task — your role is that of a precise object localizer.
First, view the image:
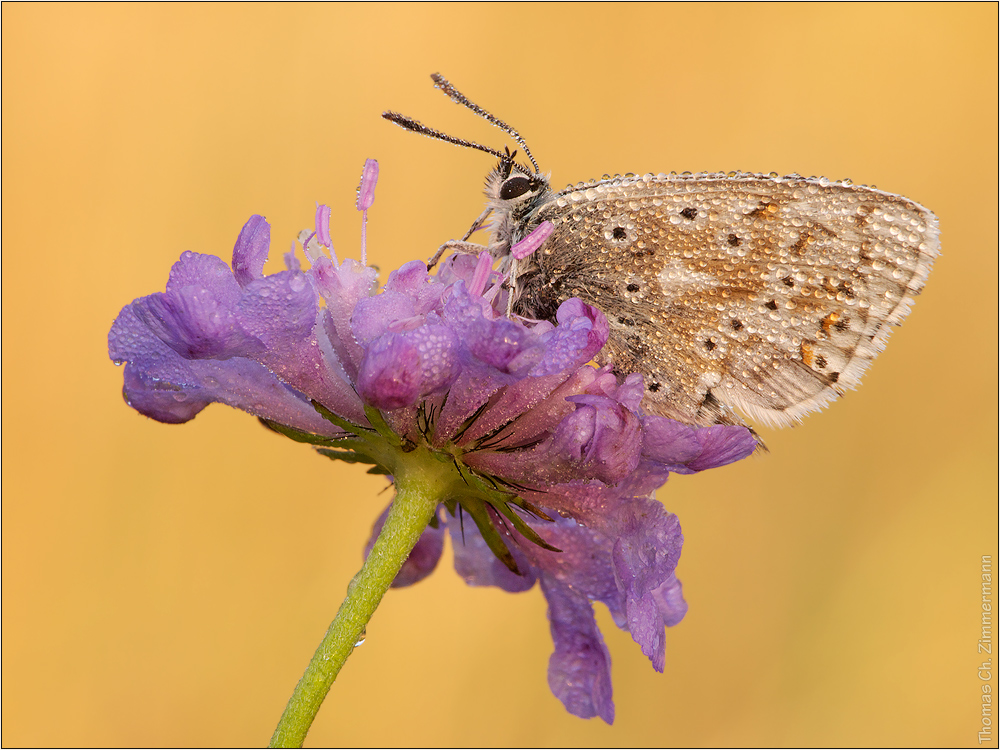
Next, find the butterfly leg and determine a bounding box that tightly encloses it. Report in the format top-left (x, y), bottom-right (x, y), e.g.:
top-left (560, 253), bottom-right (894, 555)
top-left (426, 206), bottom-right (494, 271)
top-left (426, 239), bottom-right (490, 271)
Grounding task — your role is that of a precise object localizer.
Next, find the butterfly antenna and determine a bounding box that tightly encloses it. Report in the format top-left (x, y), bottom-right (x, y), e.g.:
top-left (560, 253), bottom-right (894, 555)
top-left (430, 73), bottom-right (540, 175)
top-left (381, 111), bottom-right (508, 162)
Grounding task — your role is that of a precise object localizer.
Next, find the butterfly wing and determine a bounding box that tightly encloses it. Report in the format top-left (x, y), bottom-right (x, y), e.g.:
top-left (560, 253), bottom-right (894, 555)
top-left (514, 172), bottom-right (939, 428)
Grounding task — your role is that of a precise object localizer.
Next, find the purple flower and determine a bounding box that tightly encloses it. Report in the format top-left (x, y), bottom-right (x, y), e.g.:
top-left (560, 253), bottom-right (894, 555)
top-left (109, 165), bottom-right (756, 724)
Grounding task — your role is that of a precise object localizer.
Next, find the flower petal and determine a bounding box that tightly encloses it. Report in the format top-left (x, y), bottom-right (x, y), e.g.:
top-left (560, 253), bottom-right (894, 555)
top-left (312, 256), bottom-right (378, 377)
top-left (458, 300), bottom-right (609, 444)
top-left (446, 509), bottom-right (536, 592)
top-left (651, 572), bottom-right (688, 628)
top-left (232, 215), bottom-right (271, 287)
top-left (547, 395), bottom-right (643, 484)
top-left (357, 325), bottom-right (460, 410)
top-left (540, 574), bottom-right (615, 724)
top-left (687, 423), bottom-right (760, 472)
top-left (238, 271), bottom-right (367, 423)
top-left (131, 288), bottom-right (257, 360)
top-left (351, 291), bottom-right (418, 344)
top-left (641, 418), bottom-right (757, 477)
top-left (109, 306), bottom-right (342, 434)
top-left (610, 497), bottom-right (685, 672)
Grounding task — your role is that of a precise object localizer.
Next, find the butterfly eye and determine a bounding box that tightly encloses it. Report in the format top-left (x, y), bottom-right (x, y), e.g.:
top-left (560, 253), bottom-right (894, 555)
top-left (499, 175), bottom-right (536, 200)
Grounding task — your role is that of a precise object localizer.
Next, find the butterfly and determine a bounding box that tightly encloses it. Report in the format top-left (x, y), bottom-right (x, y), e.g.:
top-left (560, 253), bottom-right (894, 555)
top-left (384, 74), bottom-right (940, 433)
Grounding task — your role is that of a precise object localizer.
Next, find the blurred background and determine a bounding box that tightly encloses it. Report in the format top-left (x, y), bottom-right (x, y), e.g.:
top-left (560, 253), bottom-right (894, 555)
top-left (3, 4), bottom-right (997, 747)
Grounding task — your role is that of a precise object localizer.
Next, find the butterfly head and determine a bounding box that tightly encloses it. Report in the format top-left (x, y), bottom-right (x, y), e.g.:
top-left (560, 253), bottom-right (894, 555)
top-left (481, 149), bottom-right (553, 257)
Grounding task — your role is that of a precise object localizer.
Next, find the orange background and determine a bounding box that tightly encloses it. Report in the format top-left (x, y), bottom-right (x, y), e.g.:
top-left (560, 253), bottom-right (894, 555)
top-left (3, 4), bottom-right (997, 747)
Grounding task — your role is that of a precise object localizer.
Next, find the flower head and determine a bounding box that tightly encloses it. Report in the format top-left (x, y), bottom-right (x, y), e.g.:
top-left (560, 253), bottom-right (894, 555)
top-left (109, 161), bottom-right (756, 723)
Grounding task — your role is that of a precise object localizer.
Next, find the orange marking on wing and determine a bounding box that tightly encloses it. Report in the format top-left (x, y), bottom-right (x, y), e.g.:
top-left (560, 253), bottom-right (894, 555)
top-left (800, 341), bottom-right (817, 367)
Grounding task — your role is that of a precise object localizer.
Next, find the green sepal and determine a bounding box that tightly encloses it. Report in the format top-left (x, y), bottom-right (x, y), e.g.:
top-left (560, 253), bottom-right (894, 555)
top-left (362, 404), bottom-right (401, 445)
top-left (311, 400), bottom-right (372, 435)
top-left (491, 499), bottom-right (561, 553)
top-left (258, 417), bottom-right (350, 446)
top-left (511, 497), bottom-right (555, 523)
top-left (447, 459), bottom-right (561, 559)
top-left (450, 458), bottom-right (507, 498)
top-left (316, 447), bottom-right (387, 471)
top-left (446, 398), bottom-right (491, 445)
top-left (458, 498), bottom-right (521, 575)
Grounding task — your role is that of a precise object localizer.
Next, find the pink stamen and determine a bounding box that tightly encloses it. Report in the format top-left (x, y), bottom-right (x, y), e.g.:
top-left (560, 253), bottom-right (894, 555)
top-left (469, 251), bottom-right (493, 297)
top-left (357, 159), bottom-right (379, 266)
top-left (302, 230), bottom-right (317, 256)
top-left (315, 203), bottom-right (332, 247)
top-left (511, 221), bottom-right (554, 260)
top-left (356, 159), bottom-right (379, 211)
top-left (482, 275), bottom-right (503, 306)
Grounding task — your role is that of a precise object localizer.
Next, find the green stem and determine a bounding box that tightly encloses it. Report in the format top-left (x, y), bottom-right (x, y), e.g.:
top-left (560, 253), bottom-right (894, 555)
top-left (268, 474), bottom-right (440, 748)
